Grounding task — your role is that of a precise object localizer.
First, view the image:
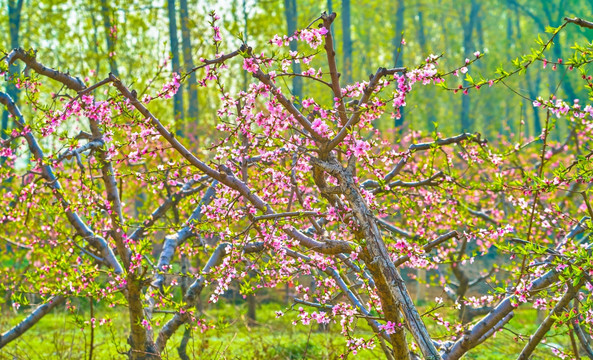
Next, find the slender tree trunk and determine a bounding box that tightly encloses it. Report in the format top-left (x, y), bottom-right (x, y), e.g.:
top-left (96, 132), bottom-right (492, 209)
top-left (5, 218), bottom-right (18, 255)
top-left (100, 0), bottom-right (118, 76)
top-left (2, 0), bottom-right (23, 140)
top-left (475, 9), bottom-right (485, 52)
top-left (89, 3), bottom-right (102, 77)
top-left (241, 0), bottom-right (249, 91)
top-left (502, 0), bottom-right (514, 136)
top-left (177, 255), bottom-right (191, 360)
top-left (415, 4), bottom-right (426, 55)
top-left (460, 0), bottom-right (479, 131)
top-left (541, 2), bottom-right (573, 141)
top-left (341, 0), bottom-right (352, 85)
top-left (415, 2), bottom-right (437, 131)
top-left (528, 71), bottom-right (542, 135)
top-left (179, 0), bottom-right (198, 124)
top-left (511, 3), bottom-right (542, 137)
top-left (393, 0), bottom-right (405, 132)
top-left (247, 294), bottom-right (257, 324)
top-left (89, 297), bottom-right (95, 360)
top-left (327, 0), bottom-right (334, 37)
top-left (167, 0), bottom-right (184, 124)
top-left (393, 0), bottom-right (405, 68)
top-left (284, 0), bottom-right (302, 102)
top-left (541, 2), bottom-right (576, 108)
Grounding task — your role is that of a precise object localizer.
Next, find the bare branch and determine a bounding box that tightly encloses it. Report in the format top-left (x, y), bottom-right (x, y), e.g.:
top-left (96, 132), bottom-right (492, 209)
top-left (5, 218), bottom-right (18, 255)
top-left (373, 171), bottom-right (444, 194)
top-left (0, 234), bottom-right (32, 250)
top-left (565, 17), bottom-right (593, 29)
top-left (129, 178), bottom-right (207, 241)
top-left (464, 206), bottom-right (499, 226)
top-left (6, 48), bottom-right (85, 91)
top-left (517, 281), bottom-right (583, 360)
top-left (409, 133), bottom-right (485, 151)
top-left (475, 312), bottom-right (513, 346)
top-left (321, 12), bottom-right (348, 126)
top-left (183, 46), bottom-right (245, 80)
top-left (54, 139), bottom-right (104, 166)
top-left (377, 218), bottom-right (414, 239)
top-left (362, 133), bottom-right (485, 190)
top-left (0, 296), bottom-right (65, 348)
top-left (150, 181), bottom-right (218, 294)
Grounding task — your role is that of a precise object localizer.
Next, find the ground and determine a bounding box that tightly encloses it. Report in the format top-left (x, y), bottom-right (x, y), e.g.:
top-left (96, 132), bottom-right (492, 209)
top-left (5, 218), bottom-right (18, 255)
top-left (0, 300), bottom-right (565, 359)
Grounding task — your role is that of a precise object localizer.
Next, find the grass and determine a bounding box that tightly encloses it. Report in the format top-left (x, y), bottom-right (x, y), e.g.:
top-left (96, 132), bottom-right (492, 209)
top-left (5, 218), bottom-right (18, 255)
top-left (1, 300), bottom-right (381, 360)
top-left (0, 300), bottom-right (574, 359)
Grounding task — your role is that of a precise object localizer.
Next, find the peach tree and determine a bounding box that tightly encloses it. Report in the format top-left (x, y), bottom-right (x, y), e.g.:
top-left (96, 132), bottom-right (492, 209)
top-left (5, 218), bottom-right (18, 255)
top-left (2, 11), bottom-right (593, 360)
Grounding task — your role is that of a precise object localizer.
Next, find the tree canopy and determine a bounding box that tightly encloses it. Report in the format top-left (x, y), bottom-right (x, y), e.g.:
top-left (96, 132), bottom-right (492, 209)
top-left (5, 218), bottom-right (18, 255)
top-left (2, 1), bottom-right (593, 359)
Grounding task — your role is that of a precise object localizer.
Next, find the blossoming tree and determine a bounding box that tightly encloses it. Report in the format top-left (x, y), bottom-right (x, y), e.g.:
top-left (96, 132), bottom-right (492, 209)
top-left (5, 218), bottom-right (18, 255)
top-left (2, 11), bottom-right (593, 360)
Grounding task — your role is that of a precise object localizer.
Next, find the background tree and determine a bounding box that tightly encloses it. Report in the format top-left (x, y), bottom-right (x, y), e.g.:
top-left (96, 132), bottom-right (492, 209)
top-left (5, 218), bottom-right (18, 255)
top-left (168, 0), bottom-right (184, 123)
top-left (179, 0), bottom-right (199, 125)
top-left (1, 0), bottom-right (23, 140)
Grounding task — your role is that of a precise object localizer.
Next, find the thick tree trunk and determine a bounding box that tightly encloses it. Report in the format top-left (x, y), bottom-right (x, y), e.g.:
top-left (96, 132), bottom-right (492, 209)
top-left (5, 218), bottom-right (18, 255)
top-left (128, 279), bottom-right (158, 360)
top-left (314, 156), bottom-right (439, 360)
top-left (503, 0), bottom-right (514, 135)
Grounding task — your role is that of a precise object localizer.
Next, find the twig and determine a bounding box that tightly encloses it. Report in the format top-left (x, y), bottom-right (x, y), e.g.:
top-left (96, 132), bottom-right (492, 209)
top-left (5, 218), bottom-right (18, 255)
top-left (565, 17), bottom-right (593, 29)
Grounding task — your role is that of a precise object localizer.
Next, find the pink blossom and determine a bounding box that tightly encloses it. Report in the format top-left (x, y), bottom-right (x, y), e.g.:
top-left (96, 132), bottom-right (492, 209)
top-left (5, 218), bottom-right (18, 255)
top-left (351, 140), bottom-right (371, 159)
top-left (243, 58), bottom-right (259, 73)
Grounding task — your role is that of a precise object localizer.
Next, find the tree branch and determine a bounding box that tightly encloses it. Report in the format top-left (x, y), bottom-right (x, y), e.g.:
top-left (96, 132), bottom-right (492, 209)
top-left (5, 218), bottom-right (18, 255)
top-left (392, 231), bottom-right (458, 267)
top-left (6, 48), bottom-right (85, 91)
top-left (155, 241), bottom-right (264, 351)
top-left (326, 66), bottom-right (405, 152)
top-left (443, 220), bottom-right (587, 360)
top-left (565, 17), bottom-right (593, 29)
top-left (321, 12), bottom-right (348, 126)
top-left (0, 92), bottom-right (123, 274)
top-left (0, 296), bottom-right (65, 348)
top-left (517, 281), bottom-right (583, 359)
